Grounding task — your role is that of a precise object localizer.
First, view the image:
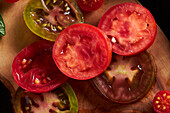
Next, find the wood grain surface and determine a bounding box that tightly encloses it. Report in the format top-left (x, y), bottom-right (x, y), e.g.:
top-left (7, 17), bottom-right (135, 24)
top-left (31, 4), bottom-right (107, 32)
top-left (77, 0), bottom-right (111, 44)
top-left (0, 0), bottom-right (169, 112)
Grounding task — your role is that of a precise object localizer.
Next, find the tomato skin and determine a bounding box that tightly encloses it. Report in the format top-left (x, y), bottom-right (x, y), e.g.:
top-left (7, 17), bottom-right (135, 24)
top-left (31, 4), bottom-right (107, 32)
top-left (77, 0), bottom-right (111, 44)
top-left (78, 0), bottom-right (104, 11)
top-left (98, 3), bottom-right (157, 56)
top-left (153, 90), bottom-right (170, 113)
top-left (3, 0), bottom-right (19, 3)
top-left (12, 40), bottom-right (68, 93)
top-left (53, 23), bottom-right (112, 80)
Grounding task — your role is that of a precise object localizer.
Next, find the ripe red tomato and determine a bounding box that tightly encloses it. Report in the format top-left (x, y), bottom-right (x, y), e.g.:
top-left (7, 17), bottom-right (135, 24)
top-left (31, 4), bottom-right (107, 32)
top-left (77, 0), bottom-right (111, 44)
top-left (4, 0), bottom-right (19, 3)
top-left (12, 40), bottom-right (68, 93)
top-left (78, 0), bottom-right (104, 11)
top-left (98, 3), bottom-right (157, 56)
top-left (153, 90), bottom-right (170, 113)
top-left (53, 23), bottom-right (112, 80)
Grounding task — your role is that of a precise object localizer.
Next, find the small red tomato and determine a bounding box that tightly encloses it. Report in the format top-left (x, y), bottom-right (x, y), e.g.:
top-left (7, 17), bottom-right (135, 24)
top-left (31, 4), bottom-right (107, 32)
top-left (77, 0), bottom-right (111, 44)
top-left (4, 0), bottom-right (19, 3)
top-left (78, 0), bottom-right (104, 11)
top-left (153, 90), bottom-right (170, 113)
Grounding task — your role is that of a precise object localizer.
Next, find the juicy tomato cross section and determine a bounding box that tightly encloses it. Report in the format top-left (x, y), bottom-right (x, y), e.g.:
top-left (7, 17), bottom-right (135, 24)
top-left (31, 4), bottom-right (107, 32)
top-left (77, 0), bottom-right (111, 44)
top-left (53, 23), bottom-right (112, 80)
top-left (153, 90), bottom-right (170, 113)
top-left (98, 3), bottom-right (157, 56)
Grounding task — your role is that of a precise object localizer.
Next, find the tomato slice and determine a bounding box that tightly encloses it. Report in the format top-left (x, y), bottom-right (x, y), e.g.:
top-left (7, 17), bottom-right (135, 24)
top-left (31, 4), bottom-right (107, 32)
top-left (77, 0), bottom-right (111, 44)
top-left (78, 0), bottom-right (104, 11)
top-left (153, 90), bottom-right (170, 113)
top-left (3, 0), bottom-right (19, 3)
top-left (12, 40), bottom-right (68, 93)
top-left (14, 83), bottom-right (78, 113)
top-left (23, 0), bottom-right (84, 41)
top-left (98, 3), bottom-right (157, 56)
top-left (92, 51), bottom-right (155, 103)
top-left (53, 23), bottom-right (112, 80)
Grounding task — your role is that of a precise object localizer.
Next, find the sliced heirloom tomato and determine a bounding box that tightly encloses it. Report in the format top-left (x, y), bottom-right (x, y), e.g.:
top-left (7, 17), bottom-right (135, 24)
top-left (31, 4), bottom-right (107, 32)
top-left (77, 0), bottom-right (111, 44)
top-left (14, 83), bottom-right (78, 113)
top-left (92, 51), bottom-right (155, 103)
top-left (12, 40), bottom-right (68, 93)
top-left (78, 0), bottom-right (104, 11)
top-left (153, 90), bottom-right (170, 113)
top-left (98, 3), bottom-right (157, 56)
top-left (53, 23), bottom-right (112, 80)
top-left (24, 0), bottom-right (84, 41)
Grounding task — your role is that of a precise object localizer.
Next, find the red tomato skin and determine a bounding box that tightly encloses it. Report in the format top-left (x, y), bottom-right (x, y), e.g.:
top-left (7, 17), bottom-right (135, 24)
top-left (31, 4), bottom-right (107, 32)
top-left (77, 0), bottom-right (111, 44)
top-left (78, 0), bottom-right (104, 11)
top-left (98, 3), bottom-right (157, 56)
top-left (12, 40), bottom-right (68, 93)
top-left (53, 23), bottom-right (112, 80)
top-left (4, 0), bottom-right (19, 3)
top-left (153, 90), bottom-right (170, 113)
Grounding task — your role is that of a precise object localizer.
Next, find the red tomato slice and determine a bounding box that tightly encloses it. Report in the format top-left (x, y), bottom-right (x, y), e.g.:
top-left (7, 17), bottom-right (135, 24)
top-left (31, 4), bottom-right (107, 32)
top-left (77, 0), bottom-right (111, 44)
top-left (78, 0), bottom-right (104, 11)
top-left (12, 40), bottom-right (68, 93)
top-left (53, 23), bottom-right (112, 80)
top-left (153, 90), bottom-right (170, 113)
top-left (4, 0), bottom-right (19, 3)
top-left (98, 3), bottom-right (157, 56)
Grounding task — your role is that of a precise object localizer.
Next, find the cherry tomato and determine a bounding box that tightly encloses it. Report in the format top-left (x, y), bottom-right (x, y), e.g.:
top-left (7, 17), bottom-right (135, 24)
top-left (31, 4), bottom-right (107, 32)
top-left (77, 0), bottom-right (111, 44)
top-left (78, 0), bottom-right (104, 11)
top-left (12, 40), bottom-right (68, 93)
top-left (153, 90), bottom-right (170, 113)
top-left (98, 3), bottom-right (157, 56)
top-left (53, 23), bottom-right (112, 80)
top-left (14, 83), bottom-right (78, 113)
top-left (92, 51), bottom-right (155, 103)
top-left (3, 0), bottom-right (19, 3)
top-left (23, 0), bottom-right (84, 41)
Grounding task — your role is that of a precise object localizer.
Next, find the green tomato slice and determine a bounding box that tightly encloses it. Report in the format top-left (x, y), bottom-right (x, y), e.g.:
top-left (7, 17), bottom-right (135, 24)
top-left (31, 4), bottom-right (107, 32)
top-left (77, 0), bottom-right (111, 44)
top-left (24, 0), bottom-right (84, 41)
top-left (14, 83), bottom-right (78, 113)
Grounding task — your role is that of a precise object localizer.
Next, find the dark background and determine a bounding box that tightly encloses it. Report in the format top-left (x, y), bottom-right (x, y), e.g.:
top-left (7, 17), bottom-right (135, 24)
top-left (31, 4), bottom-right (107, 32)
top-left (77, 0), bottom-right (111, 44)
top-left (0, 0), bottom-right (169, 113)
top-left (138, 0), bottom-right (170, 40)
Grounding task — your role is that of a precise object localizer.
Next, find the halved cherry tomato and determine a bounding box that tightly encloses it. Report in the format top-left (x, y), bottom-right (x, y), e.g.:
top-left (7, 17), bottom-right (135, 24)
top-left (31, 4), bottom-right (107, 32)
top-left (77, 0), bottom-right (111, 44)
top-left (3, 0), bottom-right (19, 3)
top-left (153, 90), bottom-right (170, 113)
top-left (92, 51), bottom-right (155, 103)
top-left (12, 40), bottom-right (68, 93)
top-left (53, 23), bottom-right (112, 80)
top-left (98, 3), bottom-right (157, 56)
top-left (78, 0), bottom-right (104, 11)
top-left (24, 0), bottom-right (84, 41)
top-left (14, 83), bottom-right (78, 113)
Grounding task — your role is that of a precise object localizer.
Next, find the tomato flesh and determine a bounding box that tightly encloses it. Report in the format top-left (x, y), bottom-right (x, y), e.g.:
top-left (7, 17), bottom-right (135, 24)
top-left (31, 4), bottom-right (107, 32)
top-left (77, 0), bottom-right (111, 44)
top-left (78, 0), bottom-right (104, 11)
top-left (92, 51), bottom-right (155, 103)
top-left (14, 83), bottom-right (78, 113)
top-left (98, 3), bottom-right (157, 56)
top-left (12, 40), bottom-right (68, 93)
top-left (153, 90), bottom-right (170, 113)
top-left (24, 0), bottom-right (84, 41)
top-left (53, 23), bottom-right (112, 80)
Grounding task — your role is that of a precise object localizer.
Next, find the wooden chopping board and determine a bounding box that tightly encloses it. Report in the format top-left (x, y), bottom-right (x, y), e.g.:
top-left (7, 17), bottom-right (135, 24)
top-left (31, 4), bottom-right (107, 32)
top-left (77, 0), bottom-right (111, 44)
top-left (0, 0), bottom-right (169, 112)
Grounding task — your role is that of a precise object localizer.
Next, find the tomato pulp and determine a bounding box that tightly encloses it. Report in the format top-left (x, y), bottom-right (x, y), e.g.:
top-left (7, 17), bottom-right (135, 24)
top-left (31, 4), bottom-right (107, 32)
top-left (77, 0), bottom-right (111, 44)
top-left (53, 23), bottom-right (112, 80)
top-left (98, 3), bottom-right (157, 56)
top-left (78, 0), bottom-right (104, 11)
top-left (4, 0), bottom-right (19, 3)
top-left (153, 90), bottom-right (170, 113)
top-left (12, 40), bottom-right (68, 93)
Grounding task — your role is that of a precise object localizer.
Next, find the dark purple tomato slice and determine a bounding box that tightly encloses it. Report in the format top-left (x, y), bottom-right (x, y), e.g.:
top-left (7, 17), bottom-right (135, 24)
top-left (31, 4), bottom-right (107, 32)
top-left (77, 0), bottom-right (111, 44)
top-left (14, 83), bottom-right (78, 113)
top-left (98, 3), bottom-right (157, 56)
top-left (53, 23), bottom-right (112, 80)
top-left (92, 51), bottom-right (155, 103)
top-left (12, 40), bottom-right (68, 93)
top-left (153, 90), bottom-right (170, 113)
